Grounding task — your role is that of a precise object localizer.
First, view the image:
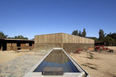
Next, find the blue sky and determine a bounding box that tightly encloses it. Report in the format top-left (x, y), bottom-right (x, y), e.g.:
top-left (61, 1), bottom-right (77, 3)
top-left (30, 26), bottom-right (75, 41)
top-left (0, 0), bottom-right (116, 39)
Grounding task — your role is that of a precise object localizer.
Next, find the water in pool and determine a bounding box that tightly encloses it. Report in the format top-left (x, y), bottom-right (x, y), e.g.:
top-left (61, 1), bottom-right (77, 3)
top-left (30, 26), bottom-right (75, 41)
top-left (34, 50), bottom-right (79, 72)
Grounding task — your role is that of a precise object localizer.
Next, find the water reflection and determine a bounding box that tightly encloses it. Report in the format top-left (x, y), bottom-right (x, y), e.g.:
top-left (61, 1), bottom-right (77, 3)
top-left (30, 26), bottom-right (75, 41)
top-left (45, 50), bottom-right (69, 63)
top-left (34, 50), bottom-right (79, 72)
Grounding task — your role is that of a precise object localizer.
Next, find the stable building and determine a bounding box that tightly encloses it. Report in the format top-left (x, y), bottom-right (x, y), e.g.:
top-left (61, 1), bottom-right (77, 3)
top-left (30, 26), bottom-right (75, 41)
top-left (0, 38), bottom-right (34, 51)
top-left (35, 33), bottom-right (94, 53)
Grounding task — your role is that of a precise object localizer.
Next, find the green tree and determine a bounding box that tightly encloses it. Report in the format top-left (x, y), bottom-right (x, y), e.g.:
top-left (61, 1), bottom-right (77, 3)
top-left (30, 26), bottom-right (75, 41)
top-left (72, 30), bottom-right (78, 36)
top-left (78, 30), bottom-right (82, 36)
top-left (99, 29), bottom-right (105, 40)
top-left (105, 32), bottom-right (116, 45)
top-left (82, 28), bottom-right (86, 37)
top-left (8, 35), bottom-right (28, 39)
top-left (14, 35), bottom-right (28, 39)
top-left (104, 36), bottom-right (115, 46)
top-left (0, 31), bottom-right (7, 38)
top-left (107, 33), bottom-right (116, 40)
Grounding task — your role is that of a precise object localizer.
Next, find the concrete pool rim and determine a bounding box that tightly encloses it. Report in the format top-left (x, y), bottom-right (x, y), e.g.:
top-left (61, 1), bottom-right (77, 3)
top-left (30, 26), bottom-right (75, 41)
top-left (23, 48), bottom-right (90, 77)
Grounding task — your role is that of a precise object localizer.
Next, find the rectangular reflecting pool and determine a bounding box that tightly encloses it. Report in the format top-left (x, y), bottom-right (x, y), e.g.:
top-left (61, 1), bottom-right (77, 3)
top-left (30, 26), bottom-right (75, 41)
top-left (34, 49), bottom-right (79, 73)
top-left (23, 48), bottom-right (89, 77)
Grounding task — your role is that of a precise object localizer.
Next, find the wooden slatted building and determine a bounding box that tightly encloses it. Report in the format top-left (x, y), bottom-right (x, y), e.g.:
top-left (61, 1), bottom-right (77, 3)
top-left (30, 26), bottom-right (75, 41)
top-left (0, 38), bottom-right (34, 51)
top-left (35, 33), bottom-right (94, 53)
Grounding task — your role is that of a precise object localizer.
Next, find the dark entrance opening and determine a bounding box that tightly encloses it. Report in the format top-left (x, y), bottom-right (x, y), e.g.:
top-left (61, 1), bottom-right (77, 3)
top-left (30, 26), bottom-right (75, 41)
top-left (29, 43), bottom-right (32, 46)
top-left (17, 42), bottom-right (21, 50)
top-left (0, 42), bottom-right (1, 50)
top-left (3, 42), bottom-right (7, 51)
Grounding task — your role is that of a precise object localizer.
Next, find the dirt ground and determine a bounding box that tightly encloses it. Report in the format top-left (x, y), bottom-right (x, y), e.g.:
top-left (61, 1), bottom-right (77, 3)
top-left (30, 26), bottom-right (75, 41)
top-left (0, 50), bottom-right (35, 64)
top-left (70, 51), bottom-right (116, 77)
top-left (0, 49), bottom-right (116, 77)
top-left (0, 51), bottom-right (43, 77)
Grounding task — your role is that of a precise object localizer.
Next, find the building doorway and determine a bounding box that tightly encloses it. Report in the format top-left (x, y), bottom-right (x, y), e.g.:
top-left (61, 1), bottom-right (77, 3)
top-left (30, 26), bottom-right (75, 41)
top-left (17, 42), bottom-right (21, 50)
top-left (3, 42), bottom-right (7, 51)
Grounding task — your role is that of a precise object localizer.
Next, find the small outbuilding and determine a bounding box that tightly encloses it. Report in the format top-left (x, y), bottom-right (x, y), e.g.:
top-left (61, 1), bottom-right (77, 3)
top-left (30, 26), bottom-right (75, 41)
top-left (35, 33), bottom-right (94, 53)
top-left (0, 38), bottom-right (34, 51)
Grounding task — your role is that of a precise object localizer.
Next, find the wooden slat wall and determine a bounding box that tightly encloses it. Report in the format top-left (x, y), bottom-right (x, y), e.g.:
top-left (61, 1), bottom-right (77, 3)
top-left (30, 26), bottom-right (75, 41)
top-left (62, 33), bottom-right (94, 44)
top-left (21, 43), bottom-right (26, 47)
top-left (26, 43), bottom-right (29, 46)
top-left (7, 43), bottom-right (12, 51)
top-left (7, 43), bottom-right (11, 47)
top-left (35, 33), bottom-right (94, 44)
top-left (35, 33), bottom-right (62, 43)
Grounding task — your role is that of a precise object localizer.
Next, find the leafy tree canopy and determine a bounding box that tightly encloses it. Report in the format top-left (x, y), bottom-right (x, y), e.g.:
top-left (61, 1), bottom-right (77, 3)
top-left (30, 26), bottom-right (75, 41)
top-left (104, 36), bottom-right (115, 46)
top-left (107, 33), bottom-right (116, 40)
top-left (78, 30), bottom-right (82, 36)
top-left (82, 28), bottom-right (86, 37)
top-left (99, 29), bottom-right (105, 40)
top-left (72, 28), bottom-right (86, 37)
top-left (0, 31), bottom-right (7, 38)
top-left (72, 30), bottom-right (78, 36)
top-left (7, 35), bottom-right (28, 39)
top-left (97, 29), bottom-right (116, 46)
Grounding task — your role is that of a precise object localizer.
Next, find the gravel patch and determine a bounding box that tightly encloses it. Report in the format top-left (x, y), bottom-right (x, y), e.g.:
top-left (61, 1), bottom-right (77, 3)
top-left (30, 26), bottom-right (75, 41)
top-left (0, 54), bottom-right (43, 77)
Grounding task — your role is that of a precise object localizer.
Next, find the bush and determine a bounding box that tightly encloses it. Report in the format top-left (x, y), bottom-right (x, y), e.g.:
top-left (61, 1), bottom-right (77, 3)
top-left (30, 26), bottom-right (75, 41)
top-left (75, 49), bottom-right (83, 54)
top-left (89, 52), bottom-right (94, 59)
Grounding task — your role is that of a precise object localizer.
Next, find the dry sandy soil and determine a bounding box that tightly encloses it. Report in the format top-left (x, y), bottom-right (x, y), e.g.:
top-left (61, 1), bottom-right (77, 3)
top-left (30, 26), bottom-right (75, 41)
top-left (0, 50), bottom-right (43, 77)
top-left (0, 49), bottom-right (116, 77)
top-left (70, 51), bottom-right (116, 77)
top-left (0, 50), bottom-right (35, 64)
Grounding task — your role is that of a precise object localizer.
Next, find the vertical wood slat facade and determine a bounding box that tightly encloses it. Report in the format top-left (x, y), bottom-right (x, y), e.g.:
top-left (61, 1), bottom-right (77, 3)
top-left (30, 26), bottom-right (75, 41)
top-left (0, 39), bottom-right (34, 51)
top-left (62, 33), bottom-right (94, 44)
top-left (35, 33), bottom-right (62, 43)
top-left (35, 33), bottom-right (94, 52)
top-left (35, 33), bottom-right (94, 44)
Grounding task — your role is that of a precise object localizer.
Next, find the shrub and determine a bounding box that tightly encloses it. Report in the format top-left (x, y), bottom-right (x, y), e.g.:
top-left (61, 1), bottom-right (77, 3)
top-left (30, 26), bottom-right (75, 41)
top-left (89, 52), bottom-right (94, 59)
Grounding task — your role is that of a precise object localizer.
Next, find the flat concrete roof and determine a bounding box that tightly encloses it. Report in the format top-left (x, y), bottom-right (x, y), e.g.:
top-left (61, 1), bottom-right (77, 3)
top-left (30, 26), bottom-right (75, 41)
top-left (0, 38), bottom-right (34, 42)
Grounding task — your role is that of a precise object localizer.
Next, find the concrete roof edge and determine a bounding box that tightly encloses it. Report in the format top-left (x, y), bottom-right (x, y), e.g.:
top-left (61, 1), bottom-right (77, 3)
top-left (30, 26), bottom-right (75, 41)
top-left (34, 33), bottom-right (94, 41)
top-left (34, 32), bottom-right (65, 36)
top-left (4, 38), bottom-right (34, 41)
